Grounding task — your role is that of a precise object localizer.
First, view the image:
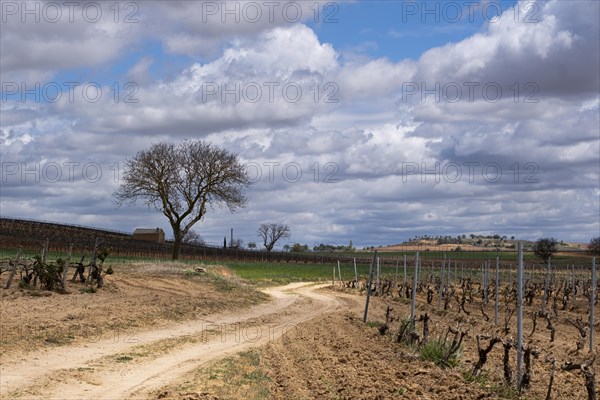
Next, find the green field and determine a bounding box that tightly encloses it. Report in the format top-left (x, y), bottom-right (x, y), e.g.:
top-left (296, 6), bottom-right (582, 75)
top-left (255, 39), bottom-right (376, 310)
top-left (1, 247), bottom-right (595, 286)
top-left (204, 260), bottom-right (371, 285)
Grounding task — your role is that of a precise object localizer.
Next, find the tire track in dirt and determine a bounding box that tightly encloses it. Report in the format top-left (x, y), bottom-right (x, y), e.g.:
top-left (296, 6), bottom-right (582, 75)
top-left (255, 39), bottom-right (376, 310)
top-left (1, 282), bottom-right (343, 399)
top-left (112, 278), bottom-right (199, 297)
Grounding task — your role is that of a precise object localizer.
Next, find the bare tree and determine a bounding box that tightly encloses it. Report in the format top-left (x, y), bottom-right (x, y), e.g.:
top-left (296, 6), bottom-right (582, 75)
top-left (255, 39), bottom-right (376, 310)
top-left (533, 238), bottom-right (558, 263)
top-left (182, 230), bottom-right (205, 246)
top-left (114, 140), bottom-right (251, 260)
top-left (230, 238), bottom-right (244, 249)
top-left (257, 223), bottom-right (290, 252)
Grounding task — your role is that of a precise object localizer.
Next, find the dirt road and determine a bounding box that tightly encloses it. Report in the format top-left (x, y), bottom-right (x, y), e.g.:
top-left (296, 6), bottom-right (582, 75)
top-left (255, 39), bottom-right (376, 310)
top-left (1, 282), bottom-right (344, 399)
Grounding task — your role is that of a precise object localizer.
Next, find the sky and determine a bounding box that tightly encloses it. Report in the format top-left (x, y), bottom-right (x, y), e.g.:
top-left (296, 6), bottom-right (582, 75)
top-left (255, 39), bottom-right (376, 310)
top-left (1, 0), bottom-right (599, 249)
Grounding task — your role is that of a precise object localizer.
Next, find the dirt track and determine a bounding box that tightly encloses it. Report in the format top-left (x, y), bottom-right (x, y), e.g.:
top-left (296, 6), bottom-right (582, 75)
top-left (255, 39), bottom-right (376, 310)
top-left (1, 282), bottom-right (343, 399)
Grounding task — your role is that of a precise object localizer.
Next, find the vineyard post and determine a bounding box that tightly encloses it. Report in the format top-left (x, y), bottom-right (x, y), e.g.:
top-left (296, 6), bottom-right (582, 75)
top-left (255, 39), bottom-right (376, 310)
top-left (461, 262), bottom-right (464, 283)
top-left (521, 262), bottom-right (527, 298)
top-left (566, 264), bottom-right (575, 296)
top-left (337, 260), bottom-right (343, 287)
top-left (410, 252), bottom-right (419, 332)
top-left (403, 254), bottom-right (407, 287)
top-left (4, 246), bottom-right (22, 289)
top-left (486, 260), bottom-right (490, 304)
top-left (572, 265), bottom-right (576, 301)
top-left (376, 257), bottom-right (380, 295)
top-left (332, 266), bottom-right (335, 288)
top-left (582, 265), bottom-right (585, 296)
top-left (447, 257), bottom-right (451, 291)
top-left (438, 263), bottom-right (444, 308)
top-left (469, 262), bottom-right (473, 281)
top-left (33, 240), bottom-right (49, 288)
top-left (454, 259), bottom-right (457, 286)
top-left (590, 257), bottom-right (596, 352)
top-left (517, 242), bottom-right (524, 391)
top-left (482, 261), bottom-right (485, 303)
top-left (543, 257), bottom-right (551, 313)
top-left (353, 257), bottom-right (358, 287)
top-left (61, 244), bottom-right (73, 289)
top-left (363, 251), bottom-right (377, 323)
top-left (431, 261), bottom-right (434, 284)
top-left (395, 259), bottom-right (398, 283)
top-left (495, 256), bottom-right (499, 326)
top-left (482, 262), bottom-right (487, 305)
top-left (444, 254), bottom-right (448, 294)
top-left (439, 256), bottom-right (445, 309)
top-left (42, 238), bottom-right (49, 263)
top-left (86, 237), bottom-right (99, 284)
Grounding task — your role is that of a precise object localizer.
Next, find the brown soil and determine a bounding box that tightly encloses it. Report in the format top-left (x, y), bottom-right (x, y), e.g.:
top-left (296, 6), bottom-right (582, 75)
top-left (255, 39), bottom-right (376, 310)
top-left (1, 263), bottom-right (597, 400)
top-left (260, 289), bottom-right (598, 400)
top-left (0, 271), bottom-right (340, 399)
top-left (154, 287), bottom-right (598, 400)
top-left (0, 262), bottom-right (266, 364)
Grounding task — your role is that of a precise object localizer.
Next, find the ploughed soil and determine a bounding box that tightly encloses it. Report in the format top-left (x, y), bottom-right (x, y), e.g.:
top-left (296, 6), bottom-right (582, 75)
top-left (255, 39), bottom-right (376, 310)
top-left (152, 282), bottom-right (598, 400)
top-left (259, 294), bottom-right (597, 400)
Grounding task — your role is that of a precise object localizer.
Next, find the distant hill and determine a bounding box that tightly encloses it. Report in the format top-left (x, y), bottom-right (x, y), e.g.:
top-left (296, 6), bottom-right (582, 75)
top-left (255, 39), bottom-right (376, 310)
top-left (377, 235), bottom-right (589, 253)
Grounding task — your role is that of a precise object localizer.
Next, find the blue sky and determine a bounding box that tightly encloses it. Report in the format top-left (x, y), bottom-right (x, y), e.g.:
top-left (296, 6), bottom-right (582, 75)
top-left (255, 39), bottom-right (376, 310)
top-left (1, 0), bottom-right (599, 248)
top-left (309, 0), bottom-right (517, 61)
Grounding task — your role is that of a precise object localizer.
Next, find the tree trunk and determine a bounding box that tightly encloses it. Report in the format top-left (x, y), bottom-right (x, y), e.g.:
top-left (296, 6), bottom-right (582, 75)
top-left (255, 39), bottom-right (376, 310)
top-left (172, 228), bottom-right (182, 260)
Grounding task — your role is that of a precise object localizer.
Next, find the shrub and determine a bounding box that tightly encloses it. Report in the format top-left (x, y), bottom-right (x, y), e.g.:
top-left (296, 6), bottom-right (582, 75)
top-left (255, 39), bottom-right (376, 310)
top-left (533, 237), bottom-right (558, 262)
top-left (589, 236), bottom-right (600, 256)
top-left (420, 338), bottom-right (462, 368)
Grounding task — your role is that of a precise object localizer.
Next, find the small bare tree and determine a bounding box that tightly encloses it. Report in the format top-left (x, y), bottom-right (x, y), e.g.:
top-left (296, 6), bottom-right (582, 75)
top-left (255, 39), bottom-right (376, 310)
top-left (230, 238), bottom-right (244, 249)
top-left (182, 230), bottom-right (205, 246)
top-left (115, 140), bottom-right (251, 260)
top-left (257, 223), bottom-right (290, 252)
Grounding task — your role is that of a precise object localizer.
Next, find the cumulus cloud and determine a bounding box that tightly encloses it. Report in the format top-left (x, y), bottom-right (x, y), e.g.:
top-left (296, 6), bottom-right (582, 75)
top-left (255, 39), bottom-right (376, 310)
top-left (147, 1), bottom-right (336, 57)
top-left (0, 1), bottom-right (142, 82)
top-left (413, 1), bottom-right (599, 96)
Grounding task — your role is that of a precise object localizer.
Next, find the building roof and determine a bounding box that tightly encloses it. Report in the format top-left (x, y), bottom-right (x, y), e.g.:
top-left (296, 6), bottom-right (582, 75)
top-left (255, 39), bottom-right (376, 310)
top-left (133, 228), bottom-right (164, 235)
